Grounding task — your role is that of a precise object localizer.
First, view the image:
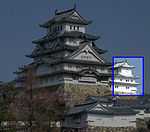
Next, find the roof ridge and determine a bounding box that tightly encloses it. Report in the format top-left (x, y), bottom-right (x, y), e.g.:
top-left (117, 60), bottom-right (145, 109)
top-left (55, 8), bottom-right (75, 15)
top-left (74, 101), bottom-right (97, 107)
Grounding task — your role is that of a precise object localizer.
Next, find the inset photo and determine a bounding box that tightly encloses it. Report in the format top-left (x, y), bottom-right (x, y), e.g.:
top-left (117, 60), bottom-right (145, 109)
top-left (111, 56), bottom-right (144, 96)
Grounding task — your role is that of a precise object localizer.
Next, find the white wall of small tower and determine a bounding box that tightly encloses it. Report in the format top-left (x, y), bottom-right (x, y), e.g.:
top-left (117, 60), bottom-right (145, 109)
top-left (119, 68), bottom-right (134, 77)
top-left (87, 114), bottom-right (136, 127)
top-left (112, 64), bottom-right (138, 94)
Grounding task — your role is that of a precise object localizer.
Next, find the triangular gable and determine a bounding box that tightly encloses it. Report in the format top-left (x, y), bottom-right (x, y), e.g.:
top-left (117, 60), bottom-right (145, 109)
top-left (69, 44), bottom-right (105, 63)
top-left (69, 11), bottom-right (87, 22)
top-left (114, 61), bottom-right (134, 68)
top-left (123, 62), bottom-right (134, 68)
top-left (90, 103), bottom-right (108, 112)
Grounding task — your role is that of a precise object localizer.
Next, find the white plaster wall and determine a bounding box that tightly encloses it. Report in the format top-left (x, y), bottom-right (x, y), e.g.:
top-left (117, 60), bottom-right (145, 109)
top-left (87, 114), bottom-right (136, 127)
top-left (64, 24), bottom-right (86, 33)
top-left (74, 52), bottom-right (100, 62)
top-left (96, 68), bottom-right (108, 74)
top-left (113, 85), bottom-right (137, 94)
top-left (65, 38), bottom-right (81, 46)
top-left (79, 76), bottom-right (97, 83)
top-left (64, 64), bottom-right (79, 71)
top-left (114, 77), bottom-right (136, 83)
top-left (47, 24), bottom-right (65, 34)
top-left (119, 68), bottom-right (133, 77)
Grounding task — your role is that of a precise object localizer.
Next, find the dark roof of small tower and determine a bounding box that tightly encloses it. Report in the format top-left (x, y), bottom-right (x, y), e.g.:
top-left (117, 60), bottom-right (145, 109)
top-left (32, 31), bottom-right (99, 44)
top-left (65, 100), bottom-right (138, 116)
top-left (40, 7), bottom-right (91, 28)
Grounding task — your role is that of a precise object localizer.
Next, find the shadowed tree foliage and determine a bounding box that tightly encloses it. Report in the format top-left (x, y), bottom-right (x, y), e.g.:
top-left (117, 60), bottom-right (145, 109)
top-left (0, 82), bottom-right (17, 127)
top-left (11, 66), bottom-right (67, 132)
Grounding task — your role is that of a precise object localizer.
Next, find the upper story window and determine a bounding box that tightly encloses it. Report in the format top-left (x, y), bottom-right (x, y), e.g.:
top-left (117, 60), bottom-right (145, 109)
top-left (51, 25), bottom-right (63, 33)
top-left (57, 26), bottom-right (59, 31)
top-left (68, 25), bottom-right (82, 32)
top-left (49, 27), bottom-right (52, 33)
top-left (60, 25), bottom-right (63, 31)
top-left (70, 25), bottom-right (72, 30)
top-left (115, 85), bottom-right (118, 88)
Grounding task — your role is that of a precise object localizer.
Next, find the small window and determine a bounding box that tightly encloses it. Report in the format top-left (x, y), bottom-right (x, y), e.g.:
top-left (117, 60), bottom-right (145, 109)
top-left (70, 25), bottom-right (72, 30)
top-left (54, 27), bottom-right (57, 32)
top-left (49, 27), bottom-right (51, 32)
top-left (77, 26), bottom-right (80, 30)
top-left (57, 26), bottom-right (59, 31)
top-left (60, 25), bottom-right (63, 30)
top-left (74, 26), bottom-right (76, 30)
top-left (131, 80), bottom-right (133, 82)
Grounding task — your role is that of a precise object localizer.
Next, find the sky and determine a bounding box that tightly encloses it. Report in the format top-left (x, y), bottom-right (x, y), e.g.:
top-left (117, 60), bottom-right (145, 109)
top-left (0, 0), bottom-right (149, 93)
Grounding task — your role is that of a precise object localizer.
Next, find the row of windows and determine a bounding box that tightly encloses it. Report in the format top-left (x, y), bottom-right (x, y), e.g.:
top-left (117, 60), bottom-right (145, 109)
top-left (115, 86), bottom-right (131, 89)
top-left (119, 79), bottom-right (133, 82)
top-left (49, 25), bottom-right (80, 32)
top-left (70, 25), bottom-right (80, 30)
top-left (49, 25), bottom-right (63, 32)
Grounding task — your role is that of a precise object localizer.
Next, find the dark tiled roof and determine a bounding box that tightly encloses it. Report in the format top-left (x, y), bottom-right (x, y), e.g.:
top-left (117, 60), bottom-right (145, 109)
top-left (115, 97), bottom-right (150, 110)
top-left (40, 8), bottom-right (91, 28)
top-left (36, 69), bottom-right (111, 78)
top-left (27, 45), bottom-right (77, 58)
top-left (32, 31), bottom-right (99, 44)
top-left (28, 43), bottom-right (107, 61)
top-left (66, 102), bottom-right (97, 115)
top-left (86, 96), bottom-right (113, 103)
top-left (57, 59), bottom-right (111, 66)
top-left (66, 100), bottom-right (138, 116)
top-left (89, 106), bottom-right (138, 115)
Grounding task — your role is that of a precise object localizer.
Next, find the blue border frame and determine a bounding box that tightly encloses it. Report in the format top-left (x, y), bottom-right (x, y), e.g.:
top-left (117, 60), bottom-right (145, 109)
top-left (112, 56), bottom-right (144, 96)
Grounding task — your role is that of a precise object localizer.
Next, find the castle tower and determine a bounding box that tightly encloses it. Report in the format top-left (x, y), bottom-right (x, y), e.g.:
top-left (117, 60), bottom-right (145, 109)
top-left (15, 7), bottom-right (111, 105)
top-left (112, 60), bottom-right (140, 95)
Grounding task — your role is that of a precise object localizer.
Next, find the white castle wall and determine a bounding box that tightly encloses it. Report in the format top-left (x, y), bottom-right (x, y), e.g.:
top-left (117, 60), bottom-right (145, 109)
top-left (87, 114), bottom-right (136, 127)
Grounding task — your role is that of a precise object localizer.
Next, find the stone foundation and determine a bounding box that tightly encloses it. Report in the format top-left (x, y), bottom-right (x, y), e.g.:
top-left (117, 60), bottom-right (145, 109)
top-left (88, 126), bottom-right (137, 132)
top-left (35, 83), bottom-right (111, 107)
top-left (63, 83), bottom-right (111, 106)
top-left (62, 127), bottom-right (137, 132)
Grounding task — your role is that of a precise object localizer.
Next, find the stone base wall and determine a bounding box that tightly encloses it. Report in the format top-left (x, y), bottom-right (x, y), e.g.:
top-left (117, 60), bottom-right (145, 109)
top-left (62, 127), bottom-right (137, 132)
top-left (88, 126), bottom-right (137, 132)
top-left (63, 83), bottom-right (111, 106)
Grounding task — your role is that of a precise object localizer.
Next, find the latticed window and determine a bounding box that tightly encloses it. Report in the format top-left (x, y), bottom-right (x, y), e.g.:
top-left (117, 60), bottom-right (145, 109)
top-left (70, 25), bottom-right (72, 30)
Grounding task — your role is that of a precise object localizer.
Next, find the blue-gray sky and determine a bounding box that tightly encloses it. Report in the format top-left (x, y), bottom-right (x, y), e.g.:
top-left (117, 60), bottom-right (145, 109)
top-left (0, 0), bottom-right (149, 93)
